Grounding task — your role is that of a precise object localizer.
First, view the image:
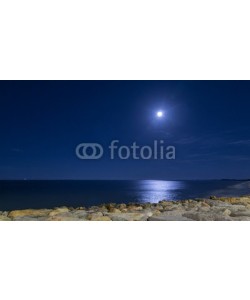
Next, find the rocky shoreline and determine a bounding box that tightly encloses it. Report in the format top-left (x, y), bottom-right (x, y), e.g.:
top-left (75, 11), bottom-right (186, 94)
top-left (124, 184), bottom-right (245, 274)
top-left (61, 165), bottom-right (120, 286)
top-left (1, 196), bottom-right (250, 221)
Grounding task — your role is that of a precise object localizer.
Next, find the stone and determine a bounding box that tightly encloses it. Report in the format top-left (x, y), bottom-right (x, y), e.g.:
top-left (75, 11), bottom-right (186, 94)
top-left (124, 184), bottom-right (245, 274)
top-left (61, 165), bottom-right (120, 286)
top-left (148, 215), bottom-right (192, 221)
top-left (155, 205), bottom-right (164, 211)
top-left (8, 209), bottom-right (51, 218)
top-left (109, 208), bottom-right (121, 213)
top-left (223, 209), bottom-right (232, 216)
top-left (49, 216), bottom-right (82, 221)
top-left (0, 215), bottom-right (11, 221)
top-left (76, 207), bottom-right (85, 210)
top-left (230, 211), bottom-right (250, 218)
top-left (89, 206), bottom-right (101, 211)
top-left (48, 212), bottom-right (81, 221)
top-left (71, 211), bottom-right (88, 219)
top-left (127, 205), bottom-right (143, 211)
top-left (108, 213), bottom-right (148, 221)
top-left (152, 210), bottom-right (162, 216)
top-left (198, 206), bottom-right (211, 212)
top-left (117, 204), bottom-right (127, 210)
top-left (201, 202), bottom-right (210, 208)
top-left (98, 206), bottom-right (108, 213)
top-left (183, 212), bottom-right (232, 221)
top-left (49, 207), bottom-right (69, 217)
top-left (143, 210), bottom-right (153, 217)
top-left (12, 216), bottom-right (49, 221)
top-left (204, 200), bottom-right (232, 207)
top-left (88, 212), bottom-right (104, 220)
top-left (90, 216), bottom-right (112, 221)
top-left (230, 216), bottom-right (250, 221)
top-left (106, 204), bottom-right (116, 211)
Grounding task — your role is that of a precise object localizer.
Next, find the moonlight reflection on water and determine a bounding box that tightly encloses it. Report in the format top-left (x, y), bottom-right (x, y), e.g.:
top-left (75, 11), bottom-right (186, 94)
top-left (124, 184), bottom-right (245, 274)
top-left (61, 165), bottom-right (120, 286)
top-left (135, 180), bottom-right (186, 203)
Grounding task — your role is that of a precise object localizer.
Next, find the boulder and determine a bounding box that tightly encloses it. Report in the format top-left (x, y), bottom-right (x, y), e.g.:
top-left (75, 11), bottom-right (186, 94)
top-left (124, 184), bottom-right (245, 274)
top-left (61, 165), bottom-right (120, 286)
top-left (204, 200), bottom-right (233, 207)
top-left (230, 210), bottom-right (250, 218)
top-left (148, 215), bottom-right (192, 221)
top-left (0, 215), bottom-right (11, 221)
top-left (109, 208), bottom-right (122, 213)
top-left (8, 209), bottom-right (51, 218)
top-left (49, 207), bottom-right (69, 217)
top-left (108, 212), bottom-right (148, 221)
top-left (183, 212), bottom-right (232, 221)
top-left (127, 205), bottom-right (143, 211)
top-left (90, 216), bottom-right (112, 221)
top-left (71, 211), bottom-right (88, 219)
top-left (13, 216), bottom-right (49, 221)
top-left (88, 212), bottom-right (104, 220)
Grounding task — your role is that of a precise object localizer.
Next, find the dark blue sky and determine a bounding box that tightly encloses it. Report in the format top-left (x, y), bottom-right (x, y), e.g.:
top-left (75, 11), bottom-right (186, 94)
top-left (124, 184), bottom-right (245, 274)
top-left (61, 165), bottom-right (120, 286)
top-left (0, 81), bottom-right (250, 180)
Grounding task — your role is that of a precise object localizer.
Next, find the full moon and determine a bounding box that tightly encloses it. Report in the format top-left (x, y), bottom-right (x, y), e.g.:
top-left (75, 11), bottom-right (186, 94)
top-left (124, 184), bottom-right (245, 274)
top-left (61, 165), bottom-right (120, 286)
top-left (156, 111), bottom-right (164, 118)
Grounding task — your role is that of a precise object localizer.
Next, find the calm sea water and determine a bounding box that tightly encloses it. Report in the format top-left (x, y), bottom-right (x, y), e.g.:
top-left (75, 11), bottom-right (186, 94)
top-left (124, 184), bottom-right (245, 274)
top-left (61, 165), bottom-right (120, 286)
top-left (0, 180), bottom-right (249, 211)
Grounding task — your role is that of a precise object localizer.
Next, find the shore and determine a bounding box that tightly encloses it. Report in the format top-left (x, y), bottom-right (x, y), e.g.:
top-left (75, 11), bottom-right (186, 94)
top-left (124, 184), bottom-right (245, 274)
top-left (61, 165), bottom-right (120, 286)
top-left (1, 196), bottom-right (250, 221)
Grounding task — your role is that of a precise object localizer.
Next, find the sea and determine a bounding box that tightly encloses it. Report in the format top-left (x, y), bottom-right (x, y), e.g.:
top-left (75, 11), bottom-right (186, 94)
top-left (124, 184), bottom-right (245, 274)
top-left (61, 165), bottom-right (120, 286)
top-left (0, 180), bottom-right (250, 211)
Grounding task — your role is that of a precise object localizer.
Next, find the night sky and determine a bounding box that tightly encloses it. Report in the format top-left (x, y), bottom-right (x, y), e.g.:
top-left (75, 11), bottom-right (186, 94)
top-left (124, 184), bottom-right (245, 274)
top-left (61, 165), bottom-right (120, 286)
top-left (0, 81), bottom-right (250, 180)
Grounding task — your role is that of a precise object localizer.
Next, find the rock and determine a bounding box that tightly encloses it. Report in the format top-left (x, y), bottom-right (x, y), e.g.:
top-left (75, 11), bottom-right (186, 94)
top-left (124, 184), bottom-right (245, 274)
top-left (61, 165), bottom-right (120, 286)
top-left (127, 205), bottom-right (143, 211)
top-left (143, 203), bottom-right (153, 209)
top-left (172, 204), bottom-right (187, 211)
top-left (152, 210), bottom-right (162, 216)
top-left (150, 210), bottom-right (189, 220)
top-left (106, 204), bottom-right (116, 211)
top-left (76, 207), bottom-right (85, 210)
top-left (212, 196), bottom-right (250, 206)
top-left (148, 215), bottom-right (192, 221)
top-left (49, 216), bottom-right (82, 221)
top-left (201, 202), bottom-right (210, 208)
top-left (160, 202), bottom-right (175, 211)
top-left (183, 212), bottom-right (232, 221)
top-left (230, 216), bottom-right (250, 221)
top-left (108, 213), bottom-right (148, 221)
top-left (204, 200), bottom-right (232, 207)
top-left (109, 208), bottom-right (121, 213)
top-left (0, 215), bottom-right (11, 221)
top-left (154, 205), bottom-right (164, 211)
top-left (49, 207), bottom-right (69, 217)
top-left (230, 210), bottom-right (250, 218)
top-left (198, 206), bottom-right (210, 212)
top-left (88, 212), bottom-right (103, 220)
top-left (90, 216), bottom-right (112, 221)
top-left (13, 216), bottom-right (49, 221)
top-left (8, 209), bottom-right (51, 218)
top-left (87, 206), bottom-right (101, 213)
top-left (223, 209), bottom-right (232, 216)
top-left (143, 210), bottom-right (153, 218)
top-left (48, 212), bottom-right (81, 221)
top-left (71, 211), bottom-right (88, 219)
top-left (117, 204), bottom-right (127, 210)
top-left (227, 205), bottom-right (246, 210)
top-left (159, 200), bottom-right (171, 206)
top-left (98, 206), bottom-right (108, 213)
